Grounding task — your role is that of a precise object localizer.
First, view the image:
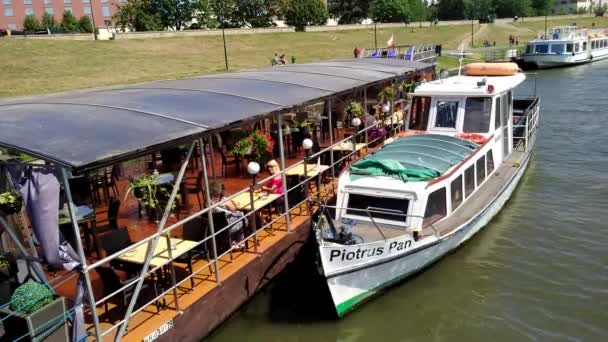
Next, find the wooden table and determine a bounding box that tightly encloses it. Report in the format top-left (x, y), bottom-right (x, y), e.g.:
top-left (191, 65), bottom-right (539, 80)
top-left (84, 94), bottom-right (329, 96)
top-left (286, 163), bottom-right (329, 178)
top-left (331, 142), bottom-right (366, 152)
top-left (231, 192), bottom-right (280, 211)
top-left (117, 237), bottom-right (198, 268)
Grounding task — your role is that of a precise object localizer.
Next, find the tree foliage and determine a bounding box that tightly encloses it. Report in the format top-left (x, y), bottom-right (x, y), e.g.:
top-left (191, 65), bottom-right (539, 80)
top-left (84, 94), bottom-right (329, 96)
top-left (78, 15), bottom-right (95, 33)
top-left (61, 11), bottom-right (80, 32)
top-left (151, 0), bottom-right (196, 30)
top-left (594, 4), bottom-right (607, 17)
top-left (113, 0), bottom-right (164, 31)
top-left (41, 12), bottom-right (57, 30)
top-left (23, 15), bottom-right (41, 33)
top-left (531, 0), bottom-right (552, 15)
top-left (328, 0), bottom-right (372, 24)
top-left (371, 0), bottom-right (410, 24)
top-left (285, 0), bottom-right (328, 31)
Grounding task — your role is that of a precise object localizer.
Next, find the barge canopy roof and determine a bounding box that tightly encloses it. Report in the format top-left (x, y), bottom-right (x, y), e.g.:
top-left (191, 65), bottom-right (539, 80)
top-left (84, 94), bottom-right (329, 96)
top-left (0, 59), bottom-right (429, 171)
top-left (349, 134), bottom-right (478, 182)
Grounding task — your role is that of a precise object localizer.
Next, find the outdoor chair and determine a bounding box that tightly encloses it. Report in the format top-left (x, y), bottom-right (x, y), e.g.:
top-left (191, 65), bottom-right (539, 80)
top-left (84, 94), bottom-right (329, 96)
top-left (173, 217), bottom-right (212, 290)
top-left (96, 266), bottom-right (161, 318)
top-left (100, 229), bottom-right (141, 277)
top-left (286, 175), bottom-right (305, 216)
top-left (212, 212), bottom-right (235, 261)
top-left (185, 171), bottom-right (205, 210)
top-left (96, 197), bottom-right (123, 233)
top-left (387, 49), bottom-right (397, 58)
top-left (219, 149), bottom-right (239, 177)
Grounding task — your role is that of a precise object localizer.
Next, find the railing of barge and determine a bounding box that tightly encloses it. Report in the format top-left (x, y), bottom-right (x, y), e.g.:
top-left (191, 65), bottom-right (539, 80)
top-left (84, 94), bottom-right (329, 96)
top-left (513, 97), bottom-right (541, 152)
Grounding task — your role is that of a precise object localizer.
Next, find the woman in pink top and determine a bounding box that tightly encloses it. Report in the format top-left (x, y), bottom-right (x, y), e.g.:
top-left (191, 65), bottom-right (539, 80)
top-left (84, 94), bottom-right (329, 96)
top-left (262, 160), bottom-right (284, 195)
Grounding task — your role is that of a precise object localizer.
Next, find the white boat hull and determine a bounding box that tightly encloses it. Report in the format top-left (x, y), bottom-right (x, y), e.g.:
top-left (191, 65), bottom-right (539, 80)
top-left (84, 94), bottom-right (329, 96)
top-left (521, 49), bottom-right (608, 69)
top-left (320, 151), bottom-right (533, 317)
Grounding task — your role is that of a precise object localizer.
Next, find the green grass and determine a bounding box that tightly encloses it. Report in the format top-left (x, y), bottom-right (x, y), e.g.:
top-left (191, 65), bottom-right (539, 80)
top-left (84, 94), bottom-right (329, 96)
top-left (2, 16), bottom-right (607, 97)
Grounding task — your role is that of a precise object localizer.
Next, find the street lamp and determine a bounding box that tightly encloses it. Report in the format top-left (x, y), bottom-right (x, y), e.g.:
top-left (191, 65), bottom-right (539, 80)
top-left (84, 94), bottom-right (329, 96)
top-left (302, 138), bottom-right (314, 199)
top-left (247, 161), bottom-right (260, 239)
top-left (351, 117), bottom-right (362, 128)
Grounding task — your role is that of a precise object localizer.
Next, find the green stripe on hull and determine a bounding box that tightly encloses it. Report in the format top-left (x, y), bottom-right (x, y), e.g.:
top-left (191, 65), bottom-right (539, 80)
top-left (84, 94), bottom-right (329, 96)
top-left (335, 290), bottom-right (375, 317)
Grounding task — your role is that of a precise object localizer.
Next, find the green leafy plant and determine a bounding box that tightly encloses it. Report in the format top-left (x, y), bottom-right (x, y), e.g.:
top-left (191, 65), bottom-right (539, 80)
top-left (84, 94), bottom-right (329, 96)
top-left (0, 191), bottom-right (23, 215)
top-left (230, 131), bottom-right (274, 162)
top-left (344, 101), bottom-right (367, 119)
top-left (10, 281), bottom-right (53, 315)
top-left (0, 255), bottom-right (8, 270)
top-left (124, 174), bottom-right (179, 209)
top-left (378, 86), bottom-right (397, 103)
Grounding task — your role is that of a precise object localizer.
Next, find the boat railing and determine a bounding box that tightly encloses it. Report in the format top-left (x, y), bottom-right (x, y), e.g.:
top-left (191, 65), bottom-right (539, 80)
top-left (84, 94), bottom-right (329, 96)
top-left (361, 44), bottom-right (438, 64)
top-left (513, 97), bottom-right (541, 152)
top-left (315, 203), bottom-right (440, 242)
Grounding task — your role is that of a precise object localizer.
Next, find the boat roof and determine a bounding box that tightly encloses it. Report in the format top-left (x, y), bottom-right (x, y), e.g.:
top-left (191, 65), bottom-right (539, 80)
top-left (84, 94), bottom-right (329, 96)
top-left (0, 59), bottom-right (428, 171)
top-left (413, 72), bottom-right (525, 97)
top-left (349, 134), bottom-right (478, 182)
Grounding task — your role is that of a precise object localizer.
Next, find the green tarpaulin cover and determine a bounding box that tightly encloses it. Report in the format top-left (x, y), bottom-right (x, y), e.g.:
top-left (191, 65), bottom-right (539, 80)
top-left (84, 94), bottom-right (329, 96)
top-left (349, 134), bottom-right (478, 182)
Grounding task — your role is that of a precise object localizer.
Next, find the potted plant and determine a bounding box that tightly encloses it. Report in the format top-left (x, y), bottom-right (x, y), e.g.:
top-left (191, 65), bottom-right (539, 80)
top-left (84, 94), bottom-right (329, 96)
top-left (125, 175), bottom-right (180, 211)
top-left (378, 86), bottom-right (397, 104)
top-left (0, 191), bottom-right (23, 215)
top-left (230, 130), bottom-right (275, 164)
top-left (0, 281), bottom-right (69, 341)
top-left (344, 101), bottom-right (366, 120)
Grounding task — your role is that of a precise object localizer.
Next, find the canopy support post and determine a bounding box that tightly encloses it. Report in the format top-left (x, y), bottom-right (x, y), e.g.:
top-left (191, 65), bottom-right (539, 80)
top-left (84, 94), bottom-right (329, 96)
top-left (277, 114), bottom-right (291, 233)
top-left (328, 99), bottom-right (335, 196)
top-left (114, 142), bottom-right (195, 342)
top-left (200, 137), bottom-right (221, 284)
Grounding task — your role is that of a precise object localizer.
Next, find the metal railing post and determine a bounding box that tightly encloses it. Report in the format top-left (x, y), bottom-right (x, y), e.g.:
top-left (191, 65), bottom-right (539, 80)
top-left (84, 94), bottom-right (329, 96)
top-left (277, 114), bottom-right (291, 232)
top-left (199, 138), bottom-right (221, 284)
top-left (114, 142), bottom-right (195, 341)
top-left (524, 116), bottom-right (529, 152)
top-left (328, 99), bottom-right (335, 195)
top-left (59, 168), bottom-right (102, 341)
top-left (164, 234), bottom-right (180, 312)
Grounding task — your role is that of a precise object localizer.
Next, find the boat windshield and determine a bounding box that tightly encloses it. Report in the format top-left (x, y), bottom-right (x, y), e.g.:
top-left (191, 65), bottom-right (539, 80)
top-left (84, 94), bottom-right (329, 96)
top-left (346, 193), bottom-right (409, 223)
top-left (463, 97), bottom-right (492, 133)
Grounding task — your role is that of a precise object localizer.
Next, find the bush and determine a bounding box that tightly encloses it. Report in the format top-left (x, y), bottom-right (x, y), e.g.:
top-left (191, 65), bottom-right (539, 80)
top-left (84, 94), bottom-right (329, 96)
top-left (23, 15), bottom-right (41, 33)
top-left (285, 0), bottom-right (328, 31)
top-left (78, 15), bottom-right (94, 33)
top-left (41, 12), bottom-right (57, 31)
top-left (61, 10), bottom-right (80, 32)
top-left (10, 281), bottom-right (53, 315)
top-left (595, 4), bottom-right (607, 17)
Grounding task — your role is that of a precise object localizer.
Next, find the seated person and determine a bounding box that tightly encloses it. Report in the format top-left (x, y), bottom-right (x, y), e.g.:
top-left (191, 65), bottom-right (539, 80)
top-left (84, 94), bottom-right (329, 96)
top-left (262, 160), bottom-right (284, 196)
top-left (208, 181), bottom-right (246, 244)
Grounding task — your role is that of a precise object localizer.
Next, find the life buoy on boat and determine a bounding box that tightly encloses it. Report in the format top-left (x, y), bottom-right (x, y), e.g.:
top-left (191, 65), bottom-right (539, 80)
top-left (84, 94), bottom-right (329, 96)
top-left (457, 133), bottom-right (488, 144)
top-left (463, 62), bottom-right (519, 76)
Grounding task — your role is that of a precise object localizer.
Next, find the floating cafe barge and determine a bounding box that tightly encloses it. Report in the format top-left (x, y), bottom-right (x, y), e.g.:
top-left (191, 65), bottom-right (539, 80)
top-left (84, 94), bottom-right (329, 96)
top-left (0, 58), bottom-right (436, 341)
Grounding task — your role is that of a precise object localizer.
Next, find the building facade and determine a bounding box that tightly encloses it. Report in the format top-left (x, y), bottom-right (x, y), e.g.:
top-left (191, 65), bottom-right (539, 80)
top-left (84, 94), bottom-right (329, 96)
top-left (1, 0), bottom-right (124, 31)
top-left (553, 0), bottom-right (604, 14)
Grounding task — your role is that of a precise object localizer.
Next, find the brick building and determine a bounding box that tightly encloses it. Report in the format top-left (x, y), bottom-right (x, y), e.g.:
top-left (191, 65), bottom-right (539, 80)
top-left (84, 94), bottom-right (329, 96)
top-left (1, 0), bottom-right (123, 31)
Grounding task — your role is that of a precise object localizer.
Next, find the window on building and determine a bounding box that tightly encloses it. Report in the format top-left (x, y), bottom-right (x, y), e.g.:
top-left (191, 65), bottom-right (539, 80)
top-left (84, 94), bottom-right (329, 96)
top-left (409, 96), bottom-right (431, 130)
top-left (24, 0), bottom-right (32, 4)
top-left (551, 44), bottom-right (564, 54)
top-left (486, 150), bottom-right (495, 174)
top-left (465, 165), bottom-right (475, 198)
top-left (566, 43), bottom-right (573, 53)
top-left (64, 7), bottom-right (72, 13)
top-left (476, 155), bottom-right (486, 185)
top-left (535, 44), bottom-right (549, 53)
top-left (450, 176), bottom-right (463, 212)
top-left (102, 6), bottom-right (110, 17)
top-left (424, 188), bottom-right (447, 225)
top-left (2, 0), bottom-right (12, 5)
top-left (4, 8), bottom-right (14, 16)
top-left (64, 0), bottom-right (71, 3)
top-left (434, 101), bottom-right (459, 129)
top-left (25, 8), bottom-right (34, 15)
top-left (494, 96), bottom-right (501, 130)
top-left (84, 6), bottom-right (91, 14)
top-left (7, 23), bottom-right (17, 29)
top-left (44, 0), bottom-right (52, 4)
top-left (44, 7), bottom-right (54, 14)
top-left (463, 97), bottom-right (492, 133)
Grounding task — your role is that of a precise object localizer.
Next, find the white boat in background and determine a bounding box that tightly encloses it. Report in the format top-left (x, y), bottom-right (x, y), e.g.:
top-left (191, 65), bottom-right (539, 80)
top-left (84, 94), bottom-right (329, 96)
top-left (521, 26), bottom-right (608, 69)
top-left (313, 63), bottom-right (540, 317)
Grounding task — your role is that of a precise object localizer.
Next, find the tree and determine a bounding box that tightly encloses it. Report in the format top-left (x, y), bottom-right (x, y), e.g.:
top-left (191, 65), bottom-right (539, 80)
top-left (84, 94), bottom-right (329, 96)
top-left (151, 0), bottom-right (196, 30)
top-left (408, 0), bottom-right (428, 23)
top-left (41, 12), bottom-right (57, 31)
top-left (113, 0), bottom-right (164, 31)
top-left (531, 0), bottom-right (552, 16)
top-left (61, 10), bottom-right (80, 32)
top-left (194, 0), bottom-right (218, 28)
top-left (371, 0), bottom-right (410, 24)
top-left (328, 0), bottom-right (372, 24)
top-left (437, 0), bottom-right (466, 20)
top-left (595, 4), bottom-right (607, 17)
top-left (285, 0), bottom-right (328, 31)
top-left (78, 15), bottom-right (94, 33)
top-left (23, 15), bottom-right (41, 33)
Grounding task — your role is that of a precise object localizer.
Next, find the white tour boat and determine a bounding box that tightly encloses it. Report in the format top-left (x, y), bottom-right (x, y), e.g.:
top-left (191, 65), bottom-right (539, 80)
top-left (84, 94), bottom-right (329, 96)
top-left (521, 26), bottom-right (608, 69)
top-left (314, 63), bottom-right (541, 317)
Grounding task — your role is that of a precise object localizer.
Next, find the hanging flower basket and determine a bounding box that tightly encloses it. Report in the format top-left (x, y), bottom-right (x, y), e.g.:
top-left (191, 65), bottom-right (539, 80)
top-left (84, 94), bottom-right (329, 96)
top-left (0, 191), bottom-right (23, 215)
top-left (230, 130), bottom-right (275, 163)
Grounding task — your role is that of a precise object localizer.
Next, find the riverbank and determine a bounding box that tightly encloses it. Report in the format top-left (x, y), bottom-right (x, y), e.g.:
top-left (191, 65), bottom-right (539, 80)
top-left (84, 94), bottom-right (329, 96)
top-left (2, 16), bottom-right (607, 97)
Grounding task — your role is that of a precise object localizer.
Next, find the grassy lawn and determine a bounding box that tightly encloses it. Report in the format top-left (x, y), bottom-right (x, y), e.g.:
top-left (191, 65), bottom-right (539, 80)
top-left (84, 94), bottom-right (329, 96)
top-left (1, 16), bottom-right (607, 97)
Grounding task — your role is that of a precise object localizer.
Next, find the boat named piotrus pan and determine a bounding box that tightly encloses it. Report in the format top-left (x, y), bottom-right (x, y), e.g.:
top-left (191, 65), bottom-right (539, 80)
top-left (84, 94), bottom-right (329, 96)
top-left (314, 63), bottom-right (541, 317)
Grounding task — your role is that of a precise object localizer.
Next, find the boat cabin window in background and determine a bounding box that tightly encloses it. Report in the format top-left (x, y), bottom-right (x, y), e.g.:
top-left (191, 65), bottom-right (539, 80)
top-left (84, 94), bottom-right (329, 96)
top-left (476, 155), bottom-right (486, 185)
top-left (525, 45), bottom-right (533, 54)
top-left (424, 187), bottom-right (447, 225)
top-left (575, 43), bottom-right (580, 52)
top-left (551, 44), bottom-right (564, 54)
top-left (434, 100), bottom-right (459, 129)
top-left (592, 41), bottom-right (596, 49)
top-left (500, 94), bottom-right (509, 127)
top-left (450, 175), bottom-right (463, 212)
top-left (464, 165), bottom-right (475, 198)
top-left (566, 43), bottom-right (573, 53)
top-left (535, 44), bottom-right (549, 54)
top-left (494, 96), bottom-right (501, 130)
top-left (346, 194), bottom-right (409, 223)
top-left (486, 150), bottom-right (495, 174)
top-left (463, 97), bottom-right (492, 133)
top-left (409, 96), bottom-right (431, 130)
top-left (583, 42), bottom-right (587, 51)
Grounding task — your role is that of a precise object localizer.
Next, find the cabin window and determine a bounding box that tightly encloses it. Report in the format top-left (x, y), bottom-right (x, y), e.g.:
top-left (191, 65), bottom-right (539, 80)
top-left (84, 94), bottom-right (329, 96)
top-left (551, 44), bottom-right (564, 54)
top-left (450, 176), bottom-right (463, 212)
top-left (463, 97), bottom-right (492, 133)
top-left (464, 165), bottom-right (475, 198)
top-left (500, 94), bottom-right (508, 127)
top-left (424, 188), bottom-right (447, 225)
top-left (346, 194), bottom-right (409, 222)
top-left (476, 155), bottom-right (486, 185)
top-left (434, 100), bottom-right (459, 129)
top-left (486, 150), bottom-right (495, 174)
top-left (575, 43), bottom-right (580, 52)
top-left (494, 96), bottom-right (501, 130)
top-left (525, 45), bottom-right (533, 54)
top-left (535, 44), bottom-right (548, 54)
top-left (583, 42), bottom-right (587, 51)
top-left (507, 91), bottom-right (513, 119)
top-left (409, 96), bottom-right (431, 130)
top-left (592, 41), bottom-right (596, 49)
top-left (566, 44), bottom-right (573, 53)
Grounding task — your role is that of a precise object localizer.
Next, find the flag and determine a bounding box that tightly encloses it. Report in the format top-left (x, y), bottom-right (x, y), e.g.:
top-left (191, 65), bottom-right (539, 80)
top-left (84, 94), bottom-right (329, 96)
top-left (387, 34), bottom-right (395, 48)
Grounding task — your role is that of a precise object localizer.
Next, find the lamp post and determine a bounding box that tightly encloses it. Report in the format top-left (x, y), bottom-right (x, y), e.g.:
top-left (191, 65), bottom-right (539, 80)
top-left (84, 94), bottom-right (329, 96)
top-left (90, 0), bottom-right (98, 40)
top-left (302, 138), bottom-right (315, 200)
top-left (544, 8), bottom-right (548, 40)
top-left (247, 161), bottom-right (260, 252)
top-left (220, 2), bottom-right (229, 70)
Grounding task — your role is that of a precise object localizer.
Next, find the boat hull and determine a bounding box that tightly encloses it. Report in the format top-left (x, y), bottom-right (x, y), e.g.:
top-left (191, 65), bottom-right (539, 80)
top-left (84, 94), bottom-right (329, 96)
top-left (322, 150), bottom-right (533, 317)
top-left (521, 49), bottom-right (608, 69)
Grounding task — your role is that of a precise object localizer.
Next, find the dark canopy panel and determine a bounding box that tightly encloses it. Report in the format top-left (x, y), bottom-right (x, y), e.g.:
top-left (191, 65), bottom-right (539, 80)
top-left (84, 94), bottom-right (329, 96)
top-left (0, 59), bottom-right (425, 170)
